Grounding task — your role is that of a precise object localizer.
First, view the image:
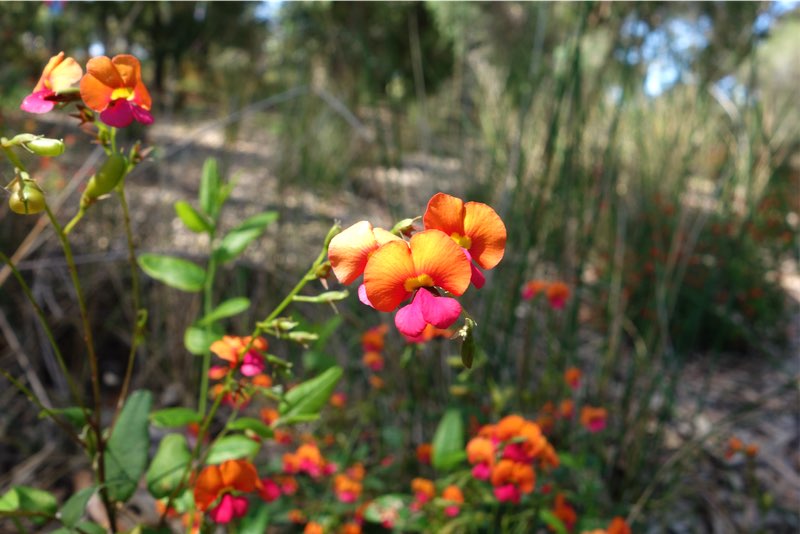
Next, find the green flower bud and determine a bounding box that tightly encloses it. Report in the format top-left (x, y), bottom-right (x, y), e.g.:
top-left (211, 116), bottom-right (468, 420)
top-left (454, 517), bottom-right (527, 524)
top-left (24, 137), bottom-right (65, 157)
top-left (8, 179), bottom-right (46, 215)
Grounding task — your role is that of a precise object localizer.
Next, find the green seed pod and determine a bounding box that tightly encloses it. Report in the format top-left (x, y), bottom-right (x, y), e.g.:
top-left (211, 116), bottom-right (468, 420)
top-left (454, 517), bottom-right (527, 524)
top-left (24, 137), bottom-right (65, 157)
top-left (8, 179), bottom-right (46, 215)
top-left (82, 153), bottom-right (127, 200)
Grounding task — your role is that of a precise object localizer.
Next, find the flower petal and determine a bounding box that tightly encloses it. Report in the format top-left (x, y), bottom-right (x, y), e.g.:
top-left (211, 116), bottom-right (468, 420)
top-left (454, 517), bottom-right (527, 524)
top-left (220, 459), bottom-right (260, 493)
top-left (409, 230), bottom-right (471, 296)
top-left (132, 105), bottom-right (154, 125)
top-left (33, 52), bottom-right (65, 92)
top-left (48, 56), bottom-right (83, 93)
top-left (463, 201), bottom-right (506, 270)
top-left (79, 72), bottom-right (114, 112)
top-left (208, 493), bottom-right (236, 524)
top-left (231, 495), bottom-right (249, 518)
top-left (99, 100), bottom-right (134, 128)
top-left (469, 262), bottom-right (486, 289)
top-left (328, 221), bottom-right (380, 286)
top-left (417, 289), bottom-right (462, 329)
top-left (20, 90), bottom-right (55, 114)
top-left (193, 464), bottom-right (224, 511)
top-left (423, 192), bottom-right (465, 236)
top-left (86, 56), bottom-right (124, 90)
top-left (363, 240), bottom-right (415, 312)
top-left (395, 298), bottom-right (427, 338)
top-left (357, 283), bottom-right (375, 308)
top-left (111, 55), bottom-right (141, 89)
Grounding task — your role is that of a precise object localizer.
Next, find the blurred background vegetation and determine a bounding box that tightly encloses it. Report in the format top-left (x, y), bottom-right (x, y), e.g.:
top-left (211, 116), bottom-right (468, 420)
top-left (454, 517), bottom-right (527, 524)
top-left (1, 1), bottom-right (798, 531)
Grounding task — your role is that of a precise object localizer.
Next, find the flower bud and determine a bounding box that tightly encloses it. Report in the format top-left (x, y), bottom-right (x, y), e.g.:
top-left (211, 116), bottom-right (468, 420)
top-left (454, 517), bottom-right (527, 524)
top-left (391, 217), bottom-right (418, 236)
top-left (24, 137), bottom-right (65, 157)
top-left (8, 179), bottom-right (46, 215)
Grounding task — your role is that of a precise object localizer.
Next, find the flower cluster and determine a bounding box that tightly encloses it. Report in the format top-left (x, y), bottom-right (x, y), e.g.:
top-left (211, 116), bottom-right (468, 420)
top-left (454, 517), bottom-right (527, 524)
top-left (21, 51), bottom-right (153, 127)
top-left (725, 436), bottom-right (759, 460)
top-left (333, 463), bottom-right (365, 503)
top-left (409, 478), bottom-right (464, 517)
top-left (208, 335), bottom-right (271, 408)
top-left (466, 415), bottom-right (559, 503)
top-left (282, 443), bottom-right (337, 479)
top-left (328, 193), bottom-right (506, 338)
top-left (521, 279), bottom-right (571, 309)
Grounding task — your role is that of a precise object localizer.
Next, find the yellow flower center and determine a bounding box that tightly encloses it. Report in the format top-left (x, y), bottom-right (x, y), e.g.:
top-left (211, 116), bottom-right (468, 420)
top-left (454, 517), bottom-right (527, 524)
top-left (404, 273), bottom-right (434, 292)
top-left (111, 87), bottom-right (134, 101)
top-left (451, 232), bottom-right (472, 249)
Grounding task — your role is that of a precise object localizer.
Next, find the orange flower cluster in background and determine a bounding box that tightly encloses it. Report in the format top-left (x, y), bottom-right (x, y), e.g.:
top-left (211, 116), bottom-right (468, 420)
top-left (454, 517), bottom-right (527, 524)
top-left (581, 516), bottom-right (632, 534)
top-left (283, 443), bottom-right (337, 479)
top-left (208, 335), bottom-right (271, 408)
top-left (521, 279), bottom-right (571, 310)
top-left (725, 436), bottom-right (759, 460)
top-left (22, 51), bottom-right (153, 127)
top-left (409, 478), bottom-right (464, 517)
top-left (466, 414), bottom-right (558, 503)
top-left (328, 193), bottom-right (506, 339)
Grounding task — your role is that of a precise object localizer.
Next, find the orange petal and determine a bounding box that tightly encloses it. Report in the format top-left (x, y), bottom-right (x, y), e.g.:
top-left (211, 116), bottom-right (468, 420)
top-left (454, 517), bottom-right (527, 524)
top-left (423, 192), bottom-right (465, 236)
top-left (34, 52), bottom-right (65, 92)
top-left (85, 56), bottom-right (124, 89)
top-left (328, 221), bottom-right (380, 286)
top-left (79, 73), bottom-right (113, 112)
top-left (132, 80), bottom-right (152, 109)
top-left (464, 201), bottom-right (506, 270)
top-left (49, 56), bottom-right (83, 93)
top-left (220, 459), bottom-right (260, 493)
top-left (363, 240), bottom-right (415, 312)
top-left (409, 230), bottom-right (471, 297)
top-left (210, 336), bottom-right (239, 364)
top-left (193, 464), bottom-right (223, 511)
top-left (373, 227), bottom-right (402, 246)
top-left (111, 55), bottom-right (141, 88)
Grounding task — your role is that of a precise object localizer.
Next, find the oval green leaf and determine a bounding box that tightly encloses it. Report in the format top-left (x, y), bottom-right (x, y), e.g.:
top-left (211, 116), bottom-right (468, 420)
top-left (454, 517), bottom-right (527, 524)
top-left (214, 211), bottom-right (278, 263)
top-left (432, 409), bottom-right (465, 471)
top-left (184, 323), bottom-right (224, 355)
top-left (197, 297), bottom-right (251, 326)
top-left (150, 407), bottom-right (202, 428)
top-left (146, 434), bottom-right (191, 498)
top-left (206, 435), bottom-right (260, 464)
top-left (138, 254), bottom-right (205, 293)
top-left (226, 417), bottom-right (273, 438)
top-left (58, 486), bottom-right (96, 527)
top-left (200, 158), bottom-right (221, 218)
top-left (175, 201), bottom-right (213, 234)
top-left (0, 486), bottom-right (58, 519)
top-left (278, 366), bottom-right (342, 419)
top-left (104, 390), bottom-right (153, 502)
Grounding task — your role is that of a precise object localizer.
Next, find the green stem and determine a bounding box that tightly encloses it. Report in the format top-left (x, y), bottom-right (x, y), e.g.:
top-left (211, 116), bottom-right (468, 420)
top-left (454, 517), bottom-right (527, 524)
top-left (43, 202), bottom-right (117, 532)
top-left (198, 252), bottom-right (218, 415)
top-left (1, 143), bottom-right (26, 170)
top-left (0, 251), bottom-right (87, 414)
top-left (63, 208), bottom-right (86, 236)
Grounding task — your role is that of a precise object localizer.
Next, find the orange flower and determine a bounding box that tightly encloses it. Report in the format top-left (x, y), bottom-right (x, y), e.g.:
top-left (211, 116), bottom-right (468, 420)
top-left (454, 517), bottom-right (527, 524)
top-left (328, 221), bottom-right (402, 286)
top-left (466, 436), bottom-right (496, 470)
top-left (442, 485), bottom-right (464, 517)
top-left (333, 473), bottom-right (363, 503)
top-left (521, 279), bottom-right (548, 300)
top-left (725, 436), bottom-right (743, 459)
top-left (496, 414), bottom-right (526, 441)
top-left (559, 399), bottom-right (575, 420)
top-left (209, 335), bottom-right (268, 379)
top-left (490, 460), bottom-right (535, 502)
top-left (361, 324), bottom-right (389, 352)
top-left (416, 443), bottom-right (433, 465)
top-left (79, 54), bottom-right (153, 127)
top-left (369, 375), bottom-right (385, 390)
top-left (288, 509), bottom-right (306, 524)
top-left (553, 493), bottom-right (577, 531)
top-left (423, 192), bottom-right (507, 288)
top-left (304, 522), bottom-right (324, 534)
top-left (580, 406), bottom-right (608, 433)
top-left (21, 51), bottom-right (82, 113)
top-left (329, 392), bottom-right (347, 409)
top-left (364, 228), bottom-right (471, 307)
top-left (745, 444), bottom-right (759, 458)
top-left (546, 282), bottom-right (570, 309)
top-left (362, 351), bottom-right (384, 372)
top-left (564, 367), bottom-right (582, 389)
top-left (193, 459), bottom-right (260, 523)
top-left (607, 517), bottom-right (632, 534)
top-left (283, 443), bottom-right (331, 478)
top-left (339, 523), bottom-right (362, 534)
top-left (411, 477), bottom-right (436, 505)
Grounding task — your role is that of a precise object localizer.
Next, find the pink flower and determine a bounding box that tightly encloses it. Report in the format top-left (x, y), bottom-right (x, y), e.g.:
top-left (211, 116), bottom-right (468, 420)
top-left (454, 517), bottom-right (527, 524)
top-left (21, 52), bottom-right (82, 114)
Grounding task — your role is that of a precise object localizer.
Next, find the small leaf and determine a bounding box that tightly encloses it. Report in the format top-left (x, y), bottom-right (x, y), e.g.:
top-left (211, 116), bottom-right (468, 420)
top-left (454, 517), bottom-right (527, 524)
top-left (539, 509), bottom-right (568, 534)
top-left (175, 201), bottom-right (213, 234)
top-left (104, 390), bottom-right (152, 502)
top-left (184, 323), bottom-right (224, 355)
top-left (272, 413), bottom-right (320, 427)
top-left (278, 366), bottom-right (342, 419)
top-left (58, 486), bottom-right (96, 527)
top-left (197, 297), bottom-right (251, 326)
top-left (150, 407), bottom-right (202, 428)
top-left (146, 434), bottom-right (191, 499)
top-left (138, 254), bottom-right (205, 293)
top-left (455, 318), bottom-right (476, 369)
top-left (432, 409), bottom-right (465, 471)
top-left (214, 211), bottom-right (278, 263)
top-left (0, 486), bottom-right (57, 522)
top-left (226, 417), bottom-right (273, 438)
top-left (199, 158), bottom-right (220, 218)
top-left (206, 435), bottom-right (260, 464)
top-left (39, 406), bottom-right (88, 428)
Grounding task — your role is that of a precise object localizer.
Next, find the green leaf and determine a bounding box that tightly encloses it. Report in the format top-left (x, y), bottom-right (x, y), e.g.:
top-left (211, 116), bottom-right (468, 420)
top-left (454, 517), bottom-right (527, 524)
top-left (39, 406), bottom-right (88, 428)
top-left (539, 509), bottom-right (568, 534)
top-left (175, 201), bottom-right (213, 234)
top-left (272, 413), bottom-right (319, 427)
top-left (146, 434), bottom-right (191, 499)
top-left (278, 366), bottom-right (342, 419)
top-left (104, 390), bottom-right (152, 502)
top-left (0, 486), bottom-right (57, 522)
top-left (150, 407), bottom-right (203, 428)
top-left (206, 435), bottom-right (260, 464)
top-left (197, 297), bottom-right (251, 326)
top-left (432, 409), bottom-right (465, 471)
top-left (58, 486), bottom-right (96, 527)
top-left (214, 211), bottom-right (278, 263)
top-left (184, 323), bottom-right (224, 355)
top-left (226, 417), bottom-right (273, 438)
top-left (239, 502), bottom-right (270, 534)
top-left (199, 158), bottom-right (220, 218)
top-left (138, 254), bottom-right (205, 293)
top-left (74, 521), bottom-right (107, 534)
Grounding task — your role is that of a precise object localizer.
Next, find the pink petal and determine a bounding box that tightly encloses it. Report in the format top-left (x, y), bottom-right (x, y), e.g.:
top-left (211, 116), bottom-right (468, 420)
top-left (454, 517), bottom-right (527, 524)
top-left (417, 289), bottom-right (461, 329)
top-left (132, 105), bottom-right (154, 125)
top-left (394, 297), bottom-right (427, 338)
top-left (209, 494), bottom-right (235, 524)
top-left (99, 99), bottom-right (134, 127)
top-left (21, 90), bottom-right (55, 113)
top-left (358, 283), bottom-right (375, 308)
top-left (239, 352), bottom-right (265, 377)
top-left (445, 505), bottom-right (460, 517)
top-left (494, 484), bottom-right (521, 503)
top-left (231, 495), bottom-right (249, 518)
top-left (472, 463), bottom-right (491, 480)
top-left (470, 262), bottom-right (486, 289)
